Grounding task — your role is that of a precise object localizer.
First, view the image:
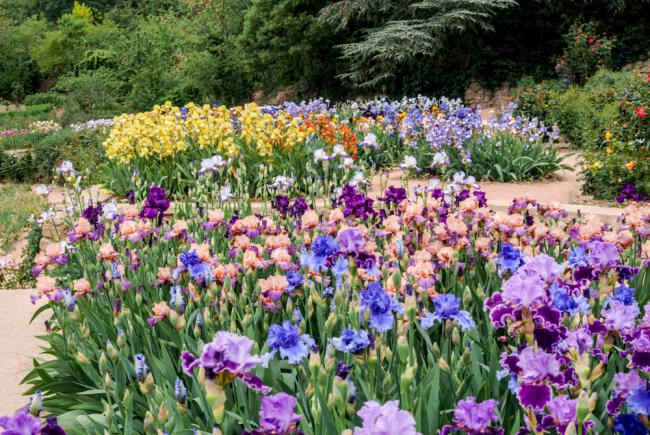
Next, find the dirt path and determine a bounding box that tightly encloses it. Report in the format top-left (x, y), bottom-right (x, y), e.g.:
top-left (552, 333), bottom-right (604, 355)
top-left (0, 290), bottom-right (48, 415)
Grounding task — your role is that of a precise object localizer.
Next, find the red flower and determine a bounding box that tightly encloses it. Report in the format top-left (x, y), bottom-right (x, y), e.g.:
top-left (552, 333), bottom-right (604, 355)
top-left (637, 107), bottom-right (647, 118)
top-left (647, 72), bottom-right (650, 83)
top-left (588, 38), bottom-right (594, 44)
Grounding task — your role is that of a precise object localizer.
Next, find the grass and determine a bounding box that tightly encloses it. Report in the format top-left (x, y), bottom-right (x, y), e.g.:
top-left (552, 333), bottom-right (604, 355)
top-left (0, 183), bottom-right (44, 253)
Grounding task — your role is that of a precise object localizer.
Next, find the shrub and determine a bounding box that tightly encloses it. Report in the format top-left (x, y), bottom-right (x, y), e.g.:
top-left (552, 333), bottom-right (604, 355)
top-left (0, 103), bottom-right (54, 119)
top-left (24, 92), bottom-right (68, 107)
top-left (581, 72), bottom-right (650, 200)
top-left (0, 128), bottom-right (106, 183)
top-left (53, 68), bottom-right (124, 113)
top-left (562, 22), bottom-right (615, 85)
top-left (0, 131), bottom-right (49, 151)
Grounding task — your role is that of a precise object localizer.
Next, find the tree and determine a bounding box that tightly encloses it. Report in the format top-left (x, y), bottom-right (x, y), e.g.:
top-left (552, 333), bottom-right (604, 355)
top-left (319, 0), bottom-right (517, 90)
top-left (240, 0), bottom-right (341, 98)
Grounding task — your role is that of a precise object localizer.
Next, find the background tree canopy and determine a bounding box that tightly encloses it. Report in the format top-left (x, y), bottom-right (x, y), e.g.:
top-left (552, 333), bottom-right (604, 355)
top-left (0, 0), bottom-right (648, 106)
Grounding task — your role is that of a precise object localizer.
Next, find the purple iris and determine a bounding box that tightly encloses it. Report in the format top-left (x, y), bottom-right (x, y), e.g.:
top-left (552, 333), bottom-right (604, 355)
top-left (41, 417), bottom-right (65, 435)
top-left (586, 241), bottom-right (620, 270)
top-left (140, 185), bottom-right (170, 224)
top-left (616, 183), bottom-right (648, 203)
top-left (181, 331), bottom-right (270, 394)
top-left (291, 198), bottom-right (308, 218)
top-left (421, 294), bottom-right (475, 331)
top-left (335, 185), bottom-right (378, 221)
top-left (0, 408), bottom-right (41, 435)
top-left (267, 321), bottom-right (315, 364)
top-left (380, 186), bottom-right (407, 205)
top-left (354, 251), bottom-right (376, 270)
top-left (273, 195), bottom-right (291, 216)
top-left (336, 228), bottom-right (365, 253)
top-left (81, 202), bottom-right (102, 225)
top-left (331, 328), bottom-right (371, 353)
top-left (244, 393), bottom-right (302, 434)
top-left (353, 400), bottom-right (419, 435)
top-left (440, 396), bottom-right (501, 435)
top-left (602, 300), bottom-right (640, 332)
top-left (359, 281), bottom-right (403, 333)
top-left (499, 346), bottom-right (563, 411)
top-left (497, 243), bottom-right (525, 275)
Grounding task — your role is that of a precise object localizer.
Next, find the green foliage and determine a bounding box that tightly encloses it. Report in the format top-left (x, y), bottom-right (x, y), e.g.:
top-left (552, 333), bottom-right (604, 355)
top-left (320, 0), bottom-right (517, 90)
top-left (24, 91), bottom-right (68, 107)
top-left (7, 221), bottom-right (42, 288)
top-left (561, 22), bottom-right (616, 85)
top-left (53, 68), bottom-right (123, 112)
top-left (581, 71), bottom-right (650, 200)
top-left (0, 184), bottom-right (43, 252)
top-left (241, 0), bottom-right (339, 96)
top-left (0, 128), bottom-right (106, 183)
top-left (414, 132), bottom-right (568, 182)
top-left (0, 103), bottom-right (53, 119)
top-left (451, 135), bottom-right (568, 182)
top-left (514, 70), bottom-right (638, 147)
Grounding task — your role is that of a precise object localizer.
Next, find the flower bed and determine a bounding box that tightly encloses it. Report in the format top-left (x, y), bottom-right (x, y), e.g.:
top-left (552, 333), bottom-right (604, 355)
top-left (13, 174), bottom-right (650, 434)
top-left (100, 98), bottom-right (564, 198)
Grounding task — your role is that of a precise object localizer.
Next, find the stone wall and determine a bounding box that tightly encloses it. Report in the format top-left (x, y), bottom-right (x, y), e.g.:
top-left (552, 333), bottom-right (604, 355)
top-left (463, 81), bottom-right (513, 109)
top-left (622, 58), bottom-right (650, 75)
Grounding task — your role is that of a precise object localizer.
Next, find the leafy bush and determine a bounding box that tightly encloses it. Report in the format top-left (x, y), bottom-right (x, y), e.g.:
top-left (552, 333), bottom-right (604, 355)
top-left (24, 92), bottom-right (68, 107)
top-left (0, 128), bottom-right (107, 183)
top-left (514, 70), bottom-right (637, 148)
top-left (581, 72), bottom-right (650, 200)
top-left (53, 68), bottom-right (124, 112)
top-left (0, 131), bottom-right (49, 150)
top-left (561, 22), bottom-right (615, 85)
top-left (0, 103), bottom-right (53, 119)
top-left (0, 184), bottom-right (43, 252)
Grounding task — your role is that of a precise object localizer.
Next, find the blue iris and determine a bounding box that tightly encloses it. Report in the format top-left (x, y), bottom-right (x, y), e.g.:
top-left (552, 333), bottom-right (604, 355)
top-left (550, 284), bottom-right (590, 315)
top-left (169, 286), bottom-right (185, 313)
top-left (421, 294), bottom-right (475, 331)
top-left (568, 247), bottom-right (588, 268)
top-left (331, 328), bottom-right (371, 353)
top-left (267, 321), bottom-right (314, 364)
top-left (134, 354), bottom-right (149, 382)
top-left (613, 285), bottom-right (636, 306)
top-left (175, 377), bottom-right (187, 404)
top-left (177, 250), bottom-right (211, 283)
top-left (628, 388), bottom-right (650, 416)
top-left (332, 257), bottom-right (349, 286)
top-left (359, 282), bottom-right (403, 333)
top-left (312, 235), bottom-right (339, 257)
top-left (286, 271), bottom-right (304, 290)
top-left (613, 414), bottom-right (648, 435)
top-left (497, 243), bottom-right (525, 275)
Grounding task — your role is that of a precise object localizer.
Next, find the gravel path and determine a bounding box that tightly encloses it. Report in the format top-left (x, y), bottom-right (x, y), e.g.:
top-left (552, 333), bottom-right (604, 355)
top-left (0, 289), bottom-right (47, 416)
